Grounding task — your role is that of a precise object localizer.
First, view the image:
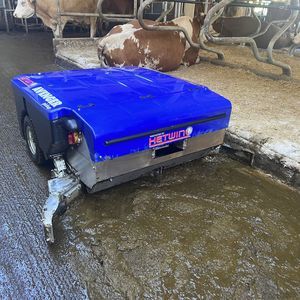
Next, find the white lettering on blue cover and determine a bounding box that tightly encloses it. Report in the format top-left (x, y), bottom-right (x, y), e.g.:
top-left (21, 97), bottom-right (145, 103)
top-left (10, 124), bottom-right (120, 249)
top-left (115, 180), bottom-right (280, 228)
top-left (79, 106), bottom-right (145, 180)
top-left (32, 86), bottom-right (62, 108)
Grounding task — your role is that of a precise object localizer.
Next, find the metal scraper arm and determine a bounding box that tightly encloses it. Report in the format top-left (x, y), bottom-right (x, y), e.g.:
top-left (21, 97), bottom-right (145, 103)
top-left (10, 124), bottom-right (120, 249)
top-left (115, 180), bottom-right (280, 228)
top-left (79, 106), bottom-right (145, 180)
top-left (43, 156), bottom-right (81, 244)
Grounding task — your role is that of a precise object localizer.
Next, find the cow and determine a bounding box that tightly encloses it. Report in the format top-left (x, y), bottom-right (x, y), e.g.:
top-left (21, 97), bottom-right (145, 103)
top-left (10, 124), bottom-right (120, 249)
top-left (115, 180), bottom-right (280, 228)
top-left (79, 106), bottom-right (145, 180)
top-left (98, 16), bottom-right (202, 72)
top-left (212, 16), bottom-right (260, 37)
top-left (13, 0), bottom-right (99, 38)
top-left (254, 21), bottom-right (293, 49)
top-left (102, 0), bottom-right (134, 15)
top-left (213, 16), bottom-right (293, 49)
top-left (98, 0), bottom-right (135, 36)
top-left (266, 3), bottom-right (291, 23)
top-left (266, 3), bottom-right (300, 45)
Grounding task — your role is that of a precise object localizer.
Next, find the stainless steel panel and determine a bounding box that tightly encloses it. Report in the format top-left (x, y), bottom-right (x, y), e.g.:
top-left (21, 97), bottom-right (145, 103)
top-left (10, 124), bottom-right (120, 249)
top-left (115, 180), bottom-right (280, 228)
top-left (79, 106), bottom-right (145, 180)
top-left (67, 138), bottom-right (97, 188)
top-left (95, 130), bottom-right (225, 182)
top-left (67, 129), bottom-right (225, 189)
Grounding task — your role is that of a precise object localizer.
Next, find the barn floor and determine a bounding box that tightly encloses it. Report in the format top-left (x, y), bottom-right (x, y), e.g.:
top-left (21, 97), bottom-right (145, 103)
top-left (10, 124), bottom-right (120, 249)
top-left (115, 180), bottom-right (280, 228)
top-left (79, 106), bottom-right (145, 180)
top-left (171, 45), bottom-right (300, 188)
top-left (1, 32), bottom-right (300, 299)
top-left (55, 39), bottom-right (300, 188)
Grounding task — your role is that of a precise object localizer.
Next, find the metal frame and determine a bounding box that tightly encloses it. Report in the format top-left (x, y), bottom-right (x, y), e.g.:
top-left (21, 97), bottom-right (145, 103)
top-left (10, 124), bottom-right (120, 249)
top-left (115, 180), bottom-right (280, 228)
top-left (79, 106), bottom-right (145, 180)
top-left (43, 155), bottom-right (81, 243)
top-left (137, 0), bottom-right (300, 76)
top-left (138, 0), bottom-right (225, 59)
top-left (2, 0), bottom-right (43, 33)
top-left (13, 16), bottom-right (42, 33)
top-left (1, 0), bottom-right (13, 32)
top-left (289, 43), bottom-right (300, 55)
top-left (201, 0), bottom-right (299, 76)
top-left (96, 0), bottom-right (138, 23)
top-left (55, 0), bottom-right (140, 38)
top-left (54, 0), bottom-right (182, 38)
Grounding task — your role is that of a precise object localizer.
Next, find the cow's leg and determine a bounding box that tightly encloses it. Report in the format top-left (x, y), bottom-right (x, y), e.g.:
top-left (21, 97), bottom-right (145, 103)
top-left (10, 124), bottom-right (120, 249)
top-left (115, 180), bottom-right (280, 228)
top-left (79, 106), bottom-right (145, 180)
top-left (39, 18), bottom-right (60, 39)
top-left (90, 17), bottom-right (97, 38)
top-left (53, 26), bottom-right (60, 39)
top-left (53, 19), bottom-right (67, 39)
top-left (99, 19), bottom-right (105, 37)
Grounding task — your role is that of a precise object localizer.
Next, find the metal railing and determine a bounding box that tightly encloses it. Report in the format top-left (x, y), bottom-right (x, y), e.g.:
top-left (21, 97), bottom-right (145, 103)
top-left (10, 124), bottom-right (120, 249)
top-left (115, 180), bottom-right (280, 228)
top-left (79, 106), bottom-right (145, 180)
top-left (54, 0), bottom-right (185, 38)
top-left (1, 0), bottom-right (13, 32)
top-left (52, 0), bottom-right (300, 75)
top-left (138, 0), bottom-right (225, 59)
top-left (2, 0), bottom-right (43, 33)
top-left (137, 0), bottom-right (300, 76)
top-left (201, 0), bottom-right (299, 76)
top-left (54, 0), bottom-right (140, 38)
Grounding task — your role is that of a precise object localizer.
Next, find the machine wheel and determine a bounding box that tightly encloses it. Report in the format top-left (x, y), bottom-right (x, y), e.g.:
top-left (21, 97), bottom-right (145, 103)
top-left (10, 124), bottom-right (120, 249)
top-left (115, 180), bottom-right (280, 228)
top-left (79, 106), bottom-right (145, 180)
top-left (23, 116), bottom-right (45, 165)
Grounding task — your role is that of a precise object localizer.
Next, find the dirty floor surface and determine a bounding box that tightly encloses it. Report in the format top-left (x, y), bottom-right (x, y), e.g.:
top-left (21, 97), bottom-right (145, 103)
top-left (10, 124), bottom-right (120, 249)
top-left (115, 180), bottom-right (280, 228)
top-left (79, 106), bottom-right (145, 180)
top-left (0, 32), bottom-right (299, 299)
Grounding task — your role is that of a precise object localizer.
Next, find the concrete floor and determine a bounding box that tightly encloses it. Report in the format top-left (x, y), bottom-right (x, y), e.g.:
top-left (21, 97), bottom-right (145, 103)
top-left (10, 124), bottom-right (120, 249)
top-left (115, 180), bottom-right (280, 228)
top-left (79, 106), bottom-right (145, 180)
top-left (55, 38), bottom-right (300, 188)
top-left (0, 32), bottom-right (87, 299)
top-left (1, 31), bottom-right (300, 299)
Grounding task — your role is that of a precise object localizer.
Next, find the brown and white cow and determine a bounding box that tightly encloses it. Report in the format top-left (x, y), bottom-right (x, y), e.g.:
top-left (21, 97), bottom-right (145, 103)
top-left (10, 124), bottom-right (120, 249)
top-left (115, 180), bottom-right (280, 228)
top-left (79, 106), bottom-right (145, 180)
top-left (13, 0), bottom-right (99, 38)
top-left (98, 16), bottom-right (201, 72)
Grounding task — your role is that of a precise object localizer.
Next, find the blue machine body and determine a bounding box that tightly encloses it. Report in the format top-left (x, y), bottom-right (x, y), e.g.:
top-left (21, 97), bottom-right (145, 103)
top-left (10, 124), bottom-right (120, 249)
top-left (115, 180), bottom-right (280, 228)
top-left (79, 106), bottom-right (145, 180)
top-left (11, 67), bottom-right (231, 163)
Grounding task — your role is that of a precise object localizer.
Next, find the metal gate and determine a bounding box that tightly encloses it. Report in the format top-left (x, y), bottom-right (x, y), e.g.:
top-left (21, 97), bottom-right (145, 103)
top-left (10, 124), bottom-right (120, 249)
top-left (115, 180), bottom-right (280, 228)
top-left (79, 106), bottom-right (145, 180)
top-left (55, 0), bottom-right (184, 38)
top-left (136, 0), bottom-right (300, 76)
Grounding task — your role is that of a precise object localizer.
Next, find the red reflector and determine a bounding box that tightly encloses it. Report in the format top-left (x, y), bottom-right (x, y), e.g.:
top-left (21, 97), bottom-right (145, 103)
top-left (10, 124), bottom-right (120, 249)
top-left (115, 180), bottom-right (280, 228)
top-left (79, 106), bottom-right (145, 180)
top-left (68, 132), bottom-right (81, 145)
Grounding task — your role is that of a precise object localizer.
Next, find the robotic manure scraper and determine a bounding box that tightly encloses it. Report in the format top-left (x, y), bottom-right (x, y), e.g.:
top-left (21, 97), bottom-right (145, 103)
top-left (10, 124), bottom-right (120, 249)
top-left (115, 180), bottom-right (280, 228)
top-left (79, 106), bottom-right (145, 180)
top-left (11, 67), bottom-right (232, 243)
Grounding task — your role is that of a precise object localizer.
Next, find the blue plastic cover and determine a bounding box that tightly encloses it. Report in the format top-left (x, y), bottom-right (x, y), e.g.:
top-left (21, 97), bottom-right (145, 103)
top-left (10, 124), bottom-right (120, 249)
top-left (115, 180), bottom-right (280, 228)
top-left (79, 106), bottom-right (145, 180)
top-left (11, 67), bottom-right (231, 162)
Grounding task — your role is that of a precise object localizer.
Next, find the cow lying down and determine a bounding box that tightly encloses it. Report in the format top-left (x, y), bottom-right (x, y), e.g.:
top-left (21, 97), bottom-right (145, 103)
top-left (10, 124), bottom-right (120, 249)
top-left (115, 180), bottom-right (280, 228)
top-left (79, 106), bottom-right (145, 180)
top-left (98, 16), bottom-right (201, 72)
top-left (254, 22), bottom-right (293, 49)
top-left (213, 17), bottom-right (293, 50)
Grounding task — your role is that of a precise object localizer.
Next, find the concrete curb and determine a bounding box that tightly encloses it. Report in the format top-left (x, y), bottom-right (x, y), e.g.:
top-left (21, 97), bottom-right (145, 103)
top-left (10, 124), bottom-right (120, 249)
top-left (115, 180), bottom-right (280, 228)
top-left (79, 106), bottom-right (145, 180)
top-left (224, 131), bottom-right (300, 189)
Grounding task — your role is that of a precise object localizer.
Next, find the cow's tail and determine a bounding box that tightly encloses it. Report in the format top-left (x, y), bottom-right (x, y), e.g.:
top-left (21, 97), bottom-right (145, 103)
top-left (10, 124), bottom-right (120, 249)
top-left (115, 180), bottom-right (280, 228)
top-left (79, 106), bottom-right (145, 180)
top-left (98, 42), bottom-right (109, 68)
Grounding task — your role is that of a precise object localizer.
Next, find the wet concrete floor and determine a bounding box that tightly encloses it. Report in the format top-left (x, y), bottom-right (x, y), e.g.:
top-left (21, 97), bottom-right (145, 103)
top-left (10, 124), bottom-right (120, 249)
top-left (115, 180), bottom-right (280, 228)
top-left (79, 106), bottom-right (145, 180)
top-left (0, 32), bottom-right (299, 299)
